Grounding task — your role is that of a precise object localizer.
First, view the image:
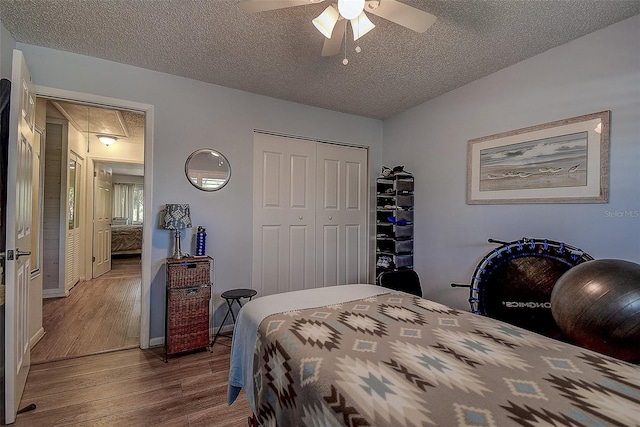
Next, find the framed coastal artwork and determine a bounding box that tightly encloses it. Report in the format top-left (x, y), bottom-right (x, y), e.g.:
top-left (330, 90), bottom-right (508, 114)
top-left (467, 111), bottom-right (610, 204)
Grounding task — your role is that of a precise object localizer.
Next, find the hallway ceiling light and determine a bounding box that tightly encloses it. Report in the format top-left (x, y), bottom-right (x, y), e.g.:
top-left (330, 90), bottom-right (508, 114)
top-left (98, 135), bottom-right (118, 146)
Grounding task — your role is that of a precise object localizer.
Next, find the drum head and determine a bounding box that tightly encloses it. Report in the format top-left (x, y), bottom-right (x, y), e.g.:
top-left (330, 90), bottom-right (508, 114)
top-left (473, 239), bottom-right (592, 339)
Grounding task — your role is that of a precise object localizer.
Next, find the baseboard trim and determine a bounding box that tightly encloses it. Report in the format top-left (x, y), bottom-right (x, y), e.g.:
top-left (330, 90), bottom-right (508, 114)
top-left (30, 328), bottom-right (45, 349)
top-left (149, 337), bottom-right (164, 347)
top-left (43, 289), bottom-right (67, 298)
top-left (215, 325), bottom-right (235, 335)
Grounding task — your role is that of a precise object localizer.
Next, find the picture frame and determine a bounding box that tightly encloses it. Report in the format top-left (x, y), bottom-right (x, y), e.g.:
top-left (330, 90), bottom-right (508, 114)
top-left (467, 111), bottom-right (610, 204)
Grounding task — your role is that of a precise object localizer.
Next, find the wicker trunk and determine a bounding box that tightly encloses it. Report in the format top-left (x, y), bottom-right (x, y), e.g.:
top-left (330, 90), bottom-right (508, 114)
top-left (165, 256), bottom-right (212, 359)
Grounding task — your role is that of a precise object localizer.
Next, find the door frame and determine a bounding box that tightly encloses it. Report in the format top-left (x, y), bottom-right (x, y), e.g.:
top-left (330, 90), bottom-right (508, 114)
top-left (34, 85), bottom-right (154, 349)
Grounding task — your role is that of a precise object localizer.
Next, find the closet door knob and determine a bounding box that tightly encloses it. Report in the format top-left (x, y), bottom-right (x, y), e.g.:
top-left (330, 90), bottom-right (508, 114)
top-left (328, 216), bottom-right (333, 220)
top-left (299, 216), bottom-right (303, 220)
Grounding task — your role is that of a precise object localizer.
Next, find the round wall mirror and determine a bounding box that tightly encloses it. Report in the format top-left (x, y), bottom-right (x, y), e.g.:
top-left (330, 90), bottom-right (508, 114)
top-left (185, 148), bottom-right (231, 191)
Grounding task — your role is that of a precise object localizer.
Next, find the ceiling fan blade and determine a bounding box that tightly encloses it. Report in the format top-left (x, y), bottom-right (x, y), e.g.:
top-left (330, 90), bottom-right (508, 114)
top-left (366, 0), bottom-right (436, 33)
top-left (239, 0), bottom-right (317, 13)
top-left (321, 19), bottom-right (346, 56)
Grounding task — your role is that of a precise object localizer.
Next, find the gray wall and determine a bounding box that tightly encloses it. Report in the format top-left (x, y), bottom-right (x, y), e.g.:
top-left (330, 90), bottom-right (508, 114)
top-left (12, 43), bottom-right (383, 340)
top-left (383, 15), bottom-right (640, 310)
top-left (0, 22), bottom-right (16, 79)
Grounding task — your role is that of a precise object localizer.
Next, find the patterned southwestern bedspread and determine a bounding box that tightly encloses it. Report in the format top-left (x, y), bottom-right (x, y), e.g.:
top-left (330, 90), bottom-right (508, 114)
top-left (251, 292), bottom-right (640, 426)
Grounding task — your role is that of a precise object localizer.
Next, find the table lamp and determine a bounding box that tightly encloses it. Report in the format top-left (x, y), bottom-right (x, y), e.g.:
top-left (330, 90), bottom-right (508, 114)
top-left (163, 203), bottom-right (192, 259)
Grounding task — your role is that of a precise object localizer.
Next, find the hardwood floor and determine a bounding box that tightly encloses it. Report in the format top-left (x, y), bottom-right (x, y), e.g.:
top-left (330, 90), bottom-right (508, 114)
top-left (15, 346), bottom-right (252, 426)
top-left (18, 255), bottom-right (252, 425)
top-left (31, 256), bottom-right (142, 364)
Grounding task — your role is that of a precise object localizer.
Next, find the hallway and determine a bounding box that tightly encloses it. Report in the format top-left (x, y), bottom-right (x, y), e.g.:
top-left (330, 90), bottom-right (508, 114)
top-left (31, 256), bottom-right (141, 364)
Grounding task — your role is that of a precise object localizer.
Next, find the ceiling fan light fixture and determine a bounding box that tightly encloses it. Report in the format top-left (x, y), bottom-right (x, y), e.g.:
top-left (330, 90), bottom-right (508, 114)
top-left (312, 5), bottom-right (340, 38)
top-left (338, 0), bottom-right (365, 20)
top-left (98, 135), bottom-right (118, 146)
top-left (351, 11), bottom-right (375, 41)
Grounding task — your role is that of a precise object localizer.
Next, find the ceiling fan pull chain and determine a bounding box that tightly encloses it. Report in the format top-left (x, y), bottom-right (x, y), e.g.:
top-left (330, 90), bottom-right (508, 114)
top-left (355, 14), bottom-right (362, 54)
top-left (343, 22), bottom-right (349, 65)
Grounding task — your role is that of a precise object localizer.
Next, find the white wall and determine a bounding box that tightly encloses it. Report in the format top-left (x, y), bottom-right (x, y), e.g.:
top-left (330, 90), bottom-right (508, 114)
top-left (14, 44), bottom-right (383, 340)
top-left (0, 22), bottom-right (16, 80)
top-left (383, 15), bottom-right (640, 310)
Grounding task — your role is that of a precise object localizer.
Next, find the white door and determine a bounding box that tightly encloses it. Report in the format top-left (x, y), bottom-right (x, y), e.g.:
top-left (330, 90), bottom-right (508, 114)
top-left (316, 143), bottom-right (368, 287)
top-left (4, 49), bottom-right (35, 424)
top-left (252, 134), bottom-right (316, 297)
top-left (92, 162), bottom-right (112, 278)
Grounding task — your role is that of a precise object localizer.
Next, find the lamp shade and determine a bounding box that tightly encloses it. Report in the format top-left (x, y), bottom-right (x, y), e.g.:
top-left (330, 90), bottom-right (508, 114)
top-left (351, 11), bottom-right (375, 40)
top-left (163, 204), bottom-right (192, 230)
top-left (313, 5), bottom-right (339, 39)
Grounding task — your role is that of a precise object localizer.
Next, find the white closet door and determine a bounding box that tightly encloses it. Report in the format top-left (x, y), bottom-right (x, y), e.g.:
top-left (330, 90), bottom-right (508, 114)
top-left (252, 134), bottom-right (316, 297)
top-left (316, 143), bottom-right (368, 287)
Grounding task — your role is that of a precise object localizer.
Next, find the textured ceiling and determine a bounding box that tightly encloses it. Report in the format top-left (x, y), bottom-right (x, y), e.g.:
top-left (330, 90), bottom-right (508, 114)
top-left (1, 0), bottom-right (639, 120)
top-left (44, 99), bottom-right (144, 175)
top-left (47, 100), bottom-right (145, 145)
top-left (45, 98), bottom-right (145, 173)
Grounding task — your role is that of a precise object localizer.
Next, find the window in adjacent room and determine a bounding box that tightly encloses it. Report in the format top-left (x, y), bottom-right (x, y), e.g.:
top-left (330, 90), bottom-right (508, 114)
top-left (113, 182), bottom-right (144, 224)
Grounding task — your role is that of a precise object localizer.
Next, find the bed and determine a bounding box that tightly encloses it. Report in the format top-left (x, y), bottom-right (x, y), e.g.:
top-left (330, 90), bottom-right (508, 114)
top-left (228, 284), bottom-right (640, 426)
top-left (110, 224), bottom-right (143, 255)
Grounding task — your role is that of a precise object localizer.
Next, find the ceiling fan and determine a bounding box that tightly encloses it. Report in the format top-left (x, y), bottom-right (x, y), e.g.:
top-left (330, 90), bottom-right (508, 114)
top-left (239, 0), bottom-right (437, 57)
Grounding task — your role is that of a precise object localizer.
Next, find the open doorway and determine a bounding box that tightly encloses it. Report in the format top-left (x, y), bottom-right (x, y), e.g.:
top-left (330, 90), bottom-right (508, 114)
top-left (29, 98), bottom-right (146, 363)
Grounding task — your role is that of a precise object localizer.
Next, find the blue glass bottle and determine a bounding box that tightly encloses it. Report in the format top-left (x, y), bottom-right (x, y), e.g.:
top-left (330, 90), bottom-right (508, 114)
top-left (196, 226), bottom-right (206, 256)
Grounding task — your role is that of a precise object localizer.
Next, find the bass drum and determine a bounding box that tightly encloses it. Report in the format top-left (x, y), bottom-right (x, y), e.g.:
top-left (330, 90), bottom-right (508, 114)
top-left (470, 238), bottom-right (593, 339)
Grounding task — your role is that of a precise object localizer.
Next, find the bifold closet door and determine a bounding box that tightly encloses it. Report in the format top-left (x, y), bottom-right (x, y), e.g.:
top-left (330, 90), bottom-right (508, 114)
top-left (253, 133), bottom-right (368, 297)
top-left (65, 152), bottom-right (83, 293)
top-left (252, 134), bottom-right (317, 297)
top-left (316, 143), bottom-right (368, 287)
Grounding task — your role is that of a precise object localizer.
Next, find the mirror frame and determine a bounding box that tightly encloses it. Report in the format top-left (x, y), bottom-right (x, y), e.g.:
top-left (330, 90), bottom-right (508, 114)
top-left (185, 148), bottom-right (231, 191)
